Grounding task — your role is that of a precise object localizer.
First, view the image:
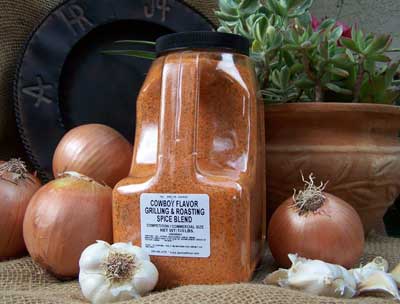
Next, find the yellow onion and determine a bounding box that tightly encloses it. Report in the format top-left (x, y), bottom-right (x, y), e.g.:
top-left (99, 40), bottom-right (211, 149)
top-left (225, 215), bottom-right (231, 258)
top-left (0, 159), bottom-right (41, 260)
top-left (268, 173), bottom-right (364, 269)
top-left (23, 172), bottom-right (112, 279)
top-left (53, 124), bottom-right (132, 187)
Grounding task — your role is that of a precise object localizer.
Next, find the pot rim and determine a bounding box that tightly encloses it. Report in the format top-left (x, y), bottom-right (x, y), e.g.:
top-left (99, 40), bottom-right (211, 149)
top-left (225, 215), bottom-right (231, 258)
top-left (264, 102), bottom-right (400, 115)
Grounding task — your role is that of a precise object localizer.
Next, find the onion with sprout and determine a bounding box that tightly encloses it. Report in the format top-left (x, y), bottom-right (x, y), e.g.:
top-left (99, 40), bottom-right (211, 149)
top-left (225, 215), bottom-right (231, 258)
top-left (268, 173), bottom-right (365, 269)
top-left (0, 159), bottom-right (41, 260)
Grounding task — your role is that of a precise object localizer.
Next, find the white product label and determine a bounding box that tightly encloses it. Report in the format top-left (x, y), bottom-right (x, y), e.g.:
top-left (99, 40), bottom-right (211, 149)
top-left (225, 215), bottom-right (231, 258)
top-left (140, 193), bottom-right (210, 258)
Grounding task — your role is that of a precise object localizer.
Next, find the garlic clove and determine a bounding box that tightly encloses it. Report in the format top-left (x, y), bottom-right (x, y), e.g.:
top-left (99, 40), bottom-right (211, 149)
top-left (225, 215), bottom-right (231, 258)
top-left (390, 262), bottom-right (400, 288)
top-left (79, 272), bottom-right (108, 303)
top-left (363, 256), bottom-right (389, 272)
top-left (109, 283), bottom-right (135, 297)
top-left (79, 241), bottom-right (110, 273)
top-left (272, 254), bottom-right (356, 298)
top-left (288, 253), bottom-right (304, 264)
top-left (80, 271), bottom-right (136, 304)
top-left (110, 242), bottom-right (150, 262)
top-left (358, 270), bottom-right (400, 301)
top-left (264, 269), bottom-right (289, 286)
top-left (92, 282), bottom-right (133, 304)
top-left (132, 260), bottom-right (159, 296)
top-left (351, 256), bottom-right (390, 284)
top-left (331, 278), bottom-right (357, 298)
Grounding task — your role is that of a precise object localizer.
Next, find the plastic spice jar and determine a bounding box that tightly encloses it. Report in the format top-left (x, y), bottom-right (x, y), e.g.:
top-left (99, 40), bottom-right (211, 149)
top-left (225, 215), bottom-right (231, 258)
top-left (113, 31), bottom-right (266, 289)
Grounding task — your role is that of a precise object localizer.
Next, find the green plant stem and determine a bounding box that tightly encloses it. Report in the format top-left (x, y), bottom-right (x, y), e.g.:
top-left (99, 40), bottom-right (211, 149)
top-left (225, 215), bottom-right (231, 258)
top-left (353, 58), bottom-right (365, 103)
top-left (295, 89), bottom-right (304, 102)
top-left (240, 16), bottom-right (250, 35)
top-left (263, 54), bottom-right (270, 89)
top-left (315, 82), bottom-right (323, 102)
top-left (301, 50), bottom-right (323, 101)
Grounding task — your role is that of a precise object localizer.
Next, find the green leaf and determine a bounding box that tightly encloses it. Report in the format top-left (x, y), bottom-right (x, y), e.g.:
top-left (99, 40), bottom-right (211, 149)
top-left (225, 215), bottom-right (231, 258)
top-left (290, 63), bottom-right (304, 74)
top-left (325, 83), bottom-right (353, 95)
top-left (345, 49), bottom-right (356, 63)
top-left (341, 38), bottom-right (360, 53)
top-left (294, 78), bottom-right (315, 89)
top-left (266, 33), bottom-right (283, 52)
top-left (239, 0), bottom-right (260, 15)
top-left (218, 0), bottom-right (238, 15)
top-left (365, 33), bottom-right (374, 45)
top-left (282, 50), bottom-right (295, 66)
top-left (318, 19), bottom-right (335, 31)
top-left (301, 41), bottom-right (312, 49)
top-left (251, 40), bottom-right (263, 52)
top-left (383, 87), bottom-right (400, 104)
top-left (256, 6), bottom-right (273, 18)
top-left (215, 10), bottom-right (239, 22)
top-left (287, 28), bottom-right (300, 45)
top-left (253, 15), bottom-right (269, 42)
top-left (367, 54), bottom-right (391, 62)
top-left (364, 34), bottom-right (392, 55)
top-left (384, 62), bottom-right (400, 87)
top-left (330, 53), bottom-right (353, 68)
top-left (354, 29), bottom-right (364, 50)
top-left (221, 18), bottom-right (241, 28)
top-left (246, 13), bottom-right (263, 30)
top-left (351, 26), bottom-right (357, 42)
top-left (287, 0), bottom-right (305, 9)
top-left (266, 0), bottom-right (287, 16)
top-left (329, 26), bottom-right (343, 42)
top-left (319, 37), bottom-right (329, 59)
top-left (271, 70), bottom-right (281, 88)
top-left (101, 50), bottom-right (156, 60)
top-left (217, 25), bottom-right (233, 33)
top-left (363, 59), bottom-right (375, 74)
top-left (360, 73), bottom-right (397, 104)
top-left (283, 44), bottom-right (301, 50)
top-left (327, 67), bottom-right (349, 78)
top-left (280, 66), bottom-right (291, 90)
top-left (114, 40), bottom-right (156, 46)
top-left (234, 19), bottom-right (251, 38)
top-left (296, 12), bottom-right (311, 28)
top-left (288, 0), bottom-right (313, 17)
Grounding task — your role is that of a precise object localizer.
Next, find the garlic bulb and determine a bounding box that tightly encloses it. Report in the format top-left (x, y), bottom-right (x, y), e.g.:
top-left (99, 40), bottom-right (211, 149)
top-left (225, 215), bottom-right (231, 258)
top-left (79, 241), bottom-right (158, 304)
top-left (265, 254), bottom-right (357, 298)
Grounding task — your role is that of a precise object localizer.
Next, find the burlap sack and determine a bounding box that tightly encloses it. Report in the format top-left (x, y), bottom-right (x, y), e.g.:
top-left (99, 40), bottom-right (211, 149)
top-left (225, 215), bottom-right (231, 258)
top-left (1, 232), bottom-right (399, 304)
top-left (0, 0), bottom-right (218, 158)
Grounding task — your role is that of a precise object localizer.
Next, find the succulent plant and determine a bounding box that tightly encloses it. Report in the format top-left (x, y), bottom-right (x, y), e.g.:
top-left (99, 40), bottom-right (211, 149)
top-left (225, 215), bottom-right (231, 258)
top-left (216, 0), bottom-right (400, 103)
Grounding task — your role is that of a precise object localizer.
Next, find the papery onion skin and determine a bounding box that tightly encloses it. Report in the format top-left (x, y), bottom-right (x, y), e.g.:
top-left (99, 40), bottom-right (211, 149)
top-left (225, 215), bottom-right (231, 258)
top-left (53, 124), bottom-right (132, 187)
top-left (268, 192), bottom-right (365, 269)
top-left (0, 164), bottom-right (41, 260)
top-left (23, 173), bottom-right (113, 279)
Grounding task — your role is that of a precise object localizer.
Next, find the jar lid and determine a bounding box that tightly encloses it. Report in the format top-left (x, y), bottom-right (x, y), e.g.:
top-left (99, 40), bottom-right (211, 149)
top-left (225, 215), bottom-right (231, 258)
top-left (155, 31), bottom-right (250, 56)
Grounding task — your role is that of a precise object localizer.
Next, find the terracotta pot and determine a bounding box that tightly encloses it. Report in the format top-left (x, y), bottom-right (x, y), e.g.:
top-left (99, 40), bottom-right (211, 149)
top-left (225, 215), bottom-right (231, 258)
top-left (265, 102), bottom-right (400, 234)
